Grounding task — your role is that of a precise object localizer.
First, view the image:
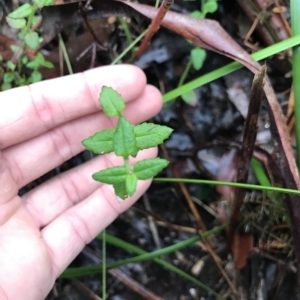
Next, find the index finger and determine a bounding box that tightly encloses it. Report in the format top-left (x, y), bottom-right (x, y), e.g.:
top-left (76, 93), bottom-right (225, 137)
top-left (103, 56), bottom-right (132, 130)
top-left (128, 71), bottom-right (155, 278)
top-left (0, 65), bottom-right (147, 149)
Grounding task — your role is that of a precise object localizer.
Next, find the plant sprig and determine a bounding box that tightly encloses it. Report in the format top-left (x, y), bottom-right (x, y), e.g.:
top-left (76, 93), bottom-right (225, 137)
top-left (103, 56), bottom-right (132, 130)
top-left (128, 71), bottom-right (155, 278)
top-left (82, 86), bottom-right (173, 200)
top-left (1, 0), bottom-right (54, 90)
top-left (179, 0), bottom-right (218, 105)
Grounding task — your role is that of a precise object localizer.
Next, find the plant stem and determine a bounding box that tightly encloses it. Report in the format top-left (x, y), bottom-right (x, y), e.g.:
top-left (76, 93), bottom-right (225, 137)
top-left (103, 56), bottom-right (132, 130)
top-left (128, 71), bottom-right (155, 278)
top-left (24, 4), bottom-right (38, 33)
top-left (102, 229), bottom-right (106, 299)
top-left (201, 0), bottom-right (205, 14)
top-left (118, 17), bottom-right (134, 55)
top-left (291, 0), bottom-right (300, 167)
top-left (111, 30), bottom-right (147, 65)
top-left (58, 34), bottom-right (73, 75)
top-left (153, 177), bottom-right (300, 195)
top-left (178, 58), bottom-right (192, 87)
top-left (124, 158), bottom-right (131, 174)
top-left (17, 3), bottom-right (38, 72)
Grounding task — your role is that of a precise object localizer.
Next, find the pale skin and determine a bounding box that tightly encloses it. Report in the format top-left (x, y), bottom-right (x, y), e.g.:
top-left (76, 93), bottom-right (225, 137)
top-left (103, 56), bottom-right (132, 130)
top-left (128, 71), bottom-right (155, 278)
top-left (0, 65), bottom-right (162, 300)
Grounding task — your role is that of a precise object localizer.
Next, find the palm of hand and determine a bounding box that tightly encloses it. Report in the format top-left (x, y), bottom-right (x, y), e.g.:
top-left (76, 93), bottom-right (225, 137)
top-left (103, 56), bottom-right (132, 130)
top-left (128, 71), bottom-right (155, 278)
top-left (0, 198), bottom-right (53, 299)
top-left (0, 65), bottom-right (162, 300)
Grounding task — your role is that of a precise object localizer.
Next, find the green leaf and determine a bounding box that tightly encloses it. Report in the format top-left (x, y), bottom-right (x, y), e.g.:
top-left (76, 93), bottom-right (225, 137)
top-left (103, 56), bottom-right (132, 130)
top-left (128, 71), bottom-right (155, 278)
top-left (6, 61), bottom-right (15, 71)
top-left (82, 129), bottom-right (115, 154)
top-left (33, 0), bottom-right (55, 7)
top-left (21, 56), bottom-right (29, 64)
top-left (113, 182), bottom-right (128, 200)
top-left (99, 86), bottom-right (125, 117)
top-left (18, 30), bottom-right (26, 40)
top-left (125, 174), bottom-right (137, 196)
top-left (191, 47), bottom-right (206, 70)
top-left (203, 1), bottom-right (218, 14)
top-left (133, 158), bottom-right (169, 180)
top-left (113, 117), bottom-right (137, 157)
top-left (30, 70), bottom-right (42, 83)
top-left (134, 122), bottom-right (173, 150)
top-left (25, 32), bottom-right (40, 50)
top-left (43, 0), bottom-right (56, 5)
top-left (92, 166), bottom-right (127, 184)
top-left (32, 16), bottom-right (40, 26)
top-left (20, 78), bottom-right (29, 86)
top-left (35, 52), bottom-right (45, 64)
top-left (181, 90), bottom-right (198, 106)
top-left (0, 55), bottom-right (3, 62)
top-left (42, 60), bottom-right (54, 68)
top-left (6, 17), bottom-right (26, 29)
top-left (190, 10), bottom-right (204, 19)
top-left (7, 4), bottom-right (33, 19)
top-left (3, 72), bottom-right (15, 83)
top-left (10, 45), bottom-right (20, 53)
top-left (26, 60), bottom-right (40, 69)
top-left (1, 83), bottom-right (12, 91)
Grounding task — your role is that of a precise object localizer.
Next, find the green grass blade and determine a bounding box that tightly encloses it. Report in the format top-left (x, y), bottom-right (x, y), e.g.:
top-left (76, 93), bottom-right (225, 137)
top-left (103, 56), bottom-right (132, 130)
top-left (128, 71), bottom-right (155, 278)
top-left (178, 58), bottom-right (193, 87)
top-left (153, 177), bottom-right (300, 195)
top-left (291, 2), bottom-right (300, 167)
top-left (111, 30), bottom-right (147, 65)
top-left (251, 157), bottom-right (289, 210)
top-left (100, 224), bottom-right (226, 269)
top-left (251, 158), bottom-right (271, 187)
top-left (118, 17), bottom-right (134, 47)
top-left (163, 35), bottom-right (300, 102)
top-left (58, 33), bottom-right (73, 75)
top-left (61, 225), bottom-right (226, 298)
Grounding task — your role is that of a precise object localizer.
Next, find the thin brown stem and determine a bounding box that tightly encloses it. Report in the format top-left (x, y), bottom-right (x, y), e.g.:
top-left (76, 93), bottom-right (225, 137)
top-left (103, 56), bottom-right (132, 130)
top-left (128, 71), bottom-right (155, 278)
top-left (227, 65), bottom-right (266, 251)
top-left (136, 0), bottom-right (173, 58)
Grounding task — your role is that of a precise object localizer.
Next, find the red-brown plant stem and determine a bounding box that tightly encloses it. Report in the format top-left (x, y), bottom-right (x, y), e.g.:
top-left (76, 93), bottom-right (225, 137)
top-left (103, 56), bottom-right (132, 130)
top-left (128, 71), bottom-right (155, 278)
top-left (136, 0), bottom-right (173, 58)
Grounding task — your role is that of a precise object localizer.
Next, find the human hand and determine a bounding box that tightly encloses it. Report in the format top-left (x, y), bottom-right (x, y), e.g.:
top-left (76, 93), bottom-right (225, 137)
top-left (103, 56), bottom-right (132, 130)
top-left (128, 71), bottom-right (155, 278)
top-left (0, 65), bottom-right (162, 300)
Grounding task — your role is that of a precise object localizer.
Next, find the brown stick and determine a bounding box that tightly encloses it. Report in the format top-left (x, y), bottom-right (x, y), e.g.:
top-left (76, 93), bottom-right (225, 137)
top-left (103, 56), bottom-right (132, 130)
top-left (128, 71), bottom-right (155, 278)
top-left (228, 65), bottom-right (266, 250)
top-left (136, 0), bottom-right (173, 58)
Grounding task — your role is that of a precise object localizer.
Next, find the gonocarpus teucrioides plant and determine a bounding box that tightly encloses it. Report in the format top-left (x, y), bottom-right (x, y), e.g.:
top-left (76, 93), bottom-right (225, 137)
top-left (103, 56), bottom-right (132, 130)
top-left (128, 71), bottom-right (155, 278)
top-left (82, 86), bottom-right (173, 200)
top-left (1, 0), bottom-right (54, 90)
